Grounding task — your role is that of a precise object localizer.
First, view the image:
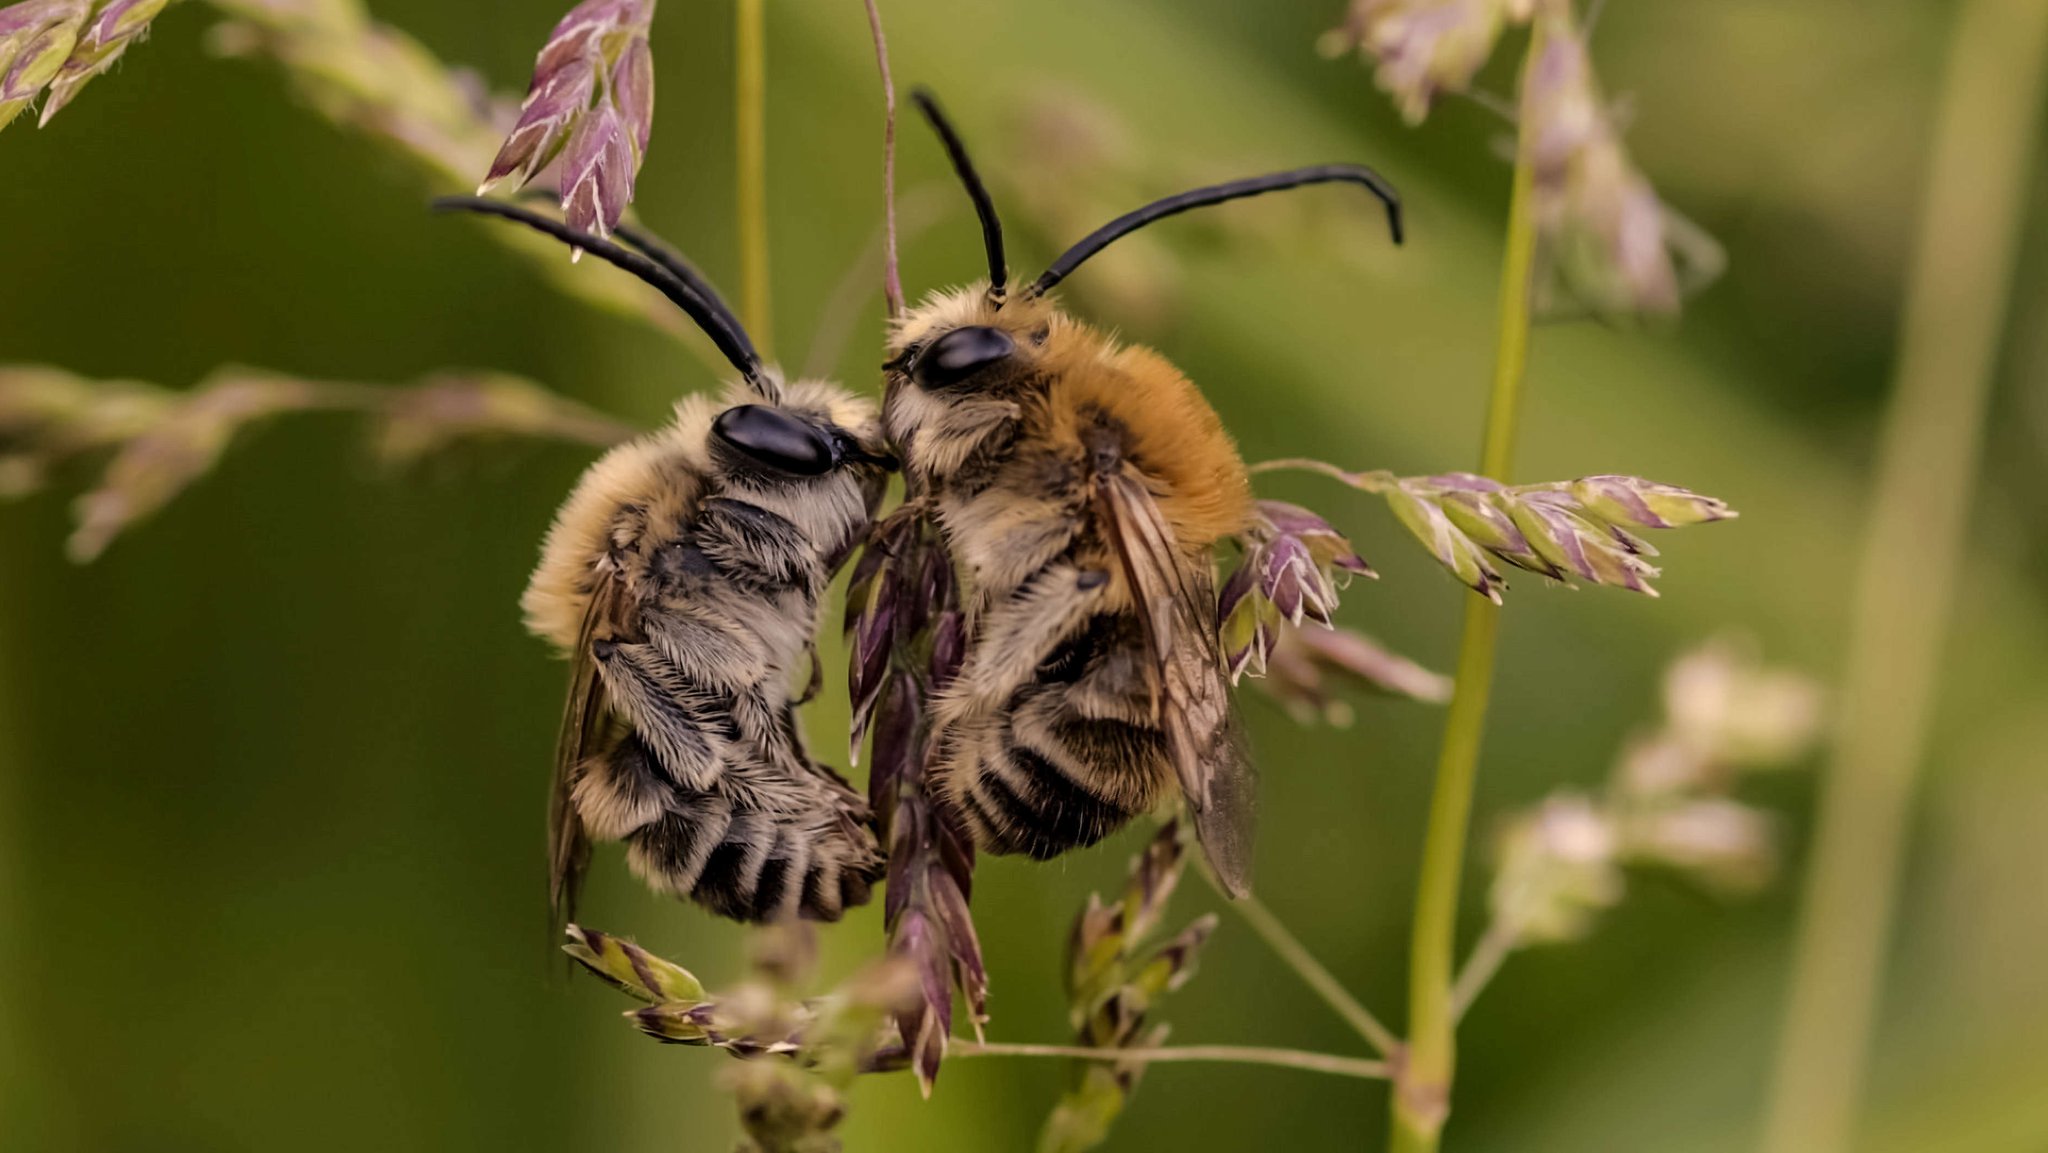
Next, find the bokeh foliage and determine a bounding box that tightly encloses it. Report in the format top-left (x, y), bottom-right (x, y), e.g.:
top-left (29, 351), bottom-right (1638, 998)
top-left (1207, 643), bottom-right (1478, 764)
top-left (2, 1), bottom-right (2046, 1150)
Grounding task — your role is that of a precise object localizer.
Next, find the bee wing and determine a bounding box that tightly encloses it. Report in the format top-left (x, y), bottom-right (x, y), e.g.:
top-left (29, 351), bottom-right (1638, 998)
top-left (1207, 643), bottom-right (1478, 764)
top-left (1099, 470), bottom-right (1257, 897)
top-left (549, 573), bottom-right (625, 937)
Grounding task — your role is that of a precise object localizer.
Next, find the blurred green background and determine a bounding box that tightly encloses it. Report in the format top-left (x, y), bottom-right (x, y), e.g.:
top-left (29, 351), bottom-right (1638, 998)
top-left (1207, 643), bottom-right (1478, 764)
top-left (4, 1), bottom-right (2046, 1150)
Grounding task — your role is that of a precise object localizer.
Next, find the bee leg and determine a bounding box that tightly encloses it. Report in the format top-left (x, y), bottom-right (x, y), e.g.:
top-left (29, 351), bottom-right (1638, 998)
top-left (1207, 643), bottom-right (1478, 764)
top-left (793, 640), bottom-right (824, 706)
top-left (591, 640), bottom-right (737, 790)
top-left (695, 496), bottom-right (815, 590)
top-left (934, 563), bottom-right (1113, 731)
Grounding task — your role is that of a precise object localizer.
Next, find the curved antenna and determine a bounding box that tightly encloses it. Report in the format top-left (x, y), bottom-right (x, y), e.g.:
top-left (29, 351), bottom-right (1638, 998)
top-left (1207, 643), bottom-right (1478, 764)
top-left (1026, 165), bottom-right (1404, 298)
top-left (509, 191), bottom-right (756, 366)
top-left (910, 87), bottom-right (1007, 301)
top-left (432, 196), bottom-right (773, 396)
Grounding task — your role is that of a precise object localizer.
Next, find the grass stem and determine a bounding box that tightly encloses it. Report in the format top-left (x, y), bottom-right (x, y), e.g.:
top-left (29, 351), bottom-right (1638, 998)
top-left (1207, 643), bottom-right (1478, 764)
top-left (1389, 24), bottom-right (1545, 1153)
top-left (1449, 919), bottom-right (1518, 1024)
top-left (1198, 865), bottom-right (1399, 1057)
top-left (861, 0), bottom-right (904, 319)
top-left (735, 0), bottom-right (773, 354)
top-left (952, 1041), bottom-right (1389, 1081)
top-left (1758, 2), bottom-right (2048, 1150)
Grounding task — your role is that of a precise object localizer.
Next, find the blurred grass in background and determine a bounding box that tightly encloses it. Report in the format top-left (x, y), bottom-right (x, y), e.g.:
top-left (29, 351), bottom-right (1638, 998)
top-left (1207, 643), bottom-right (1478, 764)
top-left (2, 1), bottom-right (2046, 1150)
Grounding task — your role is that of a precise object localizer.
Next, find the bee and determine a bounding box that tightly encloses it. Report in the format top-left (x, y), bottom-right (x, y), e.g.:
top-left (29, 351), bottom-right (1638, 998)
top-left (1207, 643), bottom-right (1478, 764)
top-left (883, 92), bottom-right (1402, 896)
top-left (435, 197), bottom-right (895, 925)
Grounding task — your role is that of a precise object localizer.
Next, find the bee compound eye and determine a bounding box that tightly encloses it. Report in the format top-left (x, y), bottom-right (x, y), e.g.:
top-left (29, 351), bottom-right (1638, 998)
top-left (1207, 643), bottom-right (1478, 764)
top-left (712, 405), bottom-right (836, 476)
top-left (915, 325), bottom-right (1016, 390)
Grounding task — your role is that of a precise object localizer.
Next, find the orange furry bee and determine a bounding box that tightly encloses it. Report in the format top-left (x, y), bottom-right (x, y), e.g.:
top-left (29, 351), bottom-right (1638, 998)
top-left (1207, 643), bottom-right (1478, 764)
top-left (437, 197), bottom-right (894, 925)
top-left (884, 92), bottom-right (1402, 895)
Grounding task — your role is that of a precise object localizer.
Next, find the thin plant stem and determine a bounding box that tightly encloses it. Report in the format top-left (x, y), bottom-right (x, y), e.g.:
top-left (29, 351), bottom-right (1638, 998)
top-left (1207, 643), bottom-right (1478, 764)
top-left (1449, 919), bottom-right (1518, 1023)
top-left (1759, 2), bottom-right (2048, 1151)
top-left (951, 1041), bottom-right (1389, 1081)
top-left (1246, 458), bottom-right (1396, 492)
top-left (861, 0), bottom-right (904, 319)
top-left (1196, 863), bottom-right (1399, 1057)
top-left (1389, 23), bottom-right (1545, 1153)
top-left (801, 185), bottom-right (949, 381)
top-left (735, 0), bottom-right (773, 354)
top-left (268, 377), bottom-right (633, 447)
top-left (0, 643), bottom-right (20, 1116)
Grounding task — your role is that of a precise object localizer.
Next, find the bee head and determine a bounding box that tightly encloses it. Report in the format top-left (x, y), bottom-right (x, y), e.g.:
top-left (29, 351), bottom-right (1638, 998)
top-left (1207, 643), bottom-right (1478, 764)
top-left (703, 381), bottom-right (893, 562)
top-left (881, 288), bottom-right (1070, 489)
top-left (885, 288), bottom-right (1060, 395)
top-left (711, 383), bottom-right (893, 486)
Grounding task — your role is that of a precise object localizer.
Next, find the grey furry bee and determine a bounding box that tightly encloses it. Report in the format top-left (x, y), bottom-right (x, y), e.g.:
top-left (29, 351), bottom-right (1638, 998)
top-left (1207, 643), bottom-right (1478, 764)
top-left (883, 92), bottom-right (1402, 895)
top-left (436, 197), bottom-right (895, 925)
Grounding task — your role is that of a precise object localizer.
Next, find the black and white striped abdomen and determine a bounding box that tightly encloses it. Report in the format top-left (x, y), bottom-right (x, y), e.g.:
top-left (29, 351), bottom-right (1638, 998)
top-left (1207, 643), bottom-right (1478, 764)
top-left (942, 613), bottom-right (1172, 860)
top-left (578, 734), bottom-right (878, 923)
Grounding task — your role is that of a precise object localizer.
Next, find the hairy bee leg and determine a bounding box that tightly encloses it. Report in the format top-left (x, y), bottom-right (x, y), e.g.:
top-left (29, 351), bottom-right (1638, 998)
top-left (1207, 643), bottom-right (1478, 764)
top-left (645, 611), bottom-right (774, 692)
top-left (794, 640), bottom-right (824, 706)
top-left (717, 688), bottom-right (808, 790)
top-left (592, 640), bottom-right (736, 790)
top-left (695, 496), bottom-right (818, 589)
top-left (934, 563), bottom-right (1114, 731)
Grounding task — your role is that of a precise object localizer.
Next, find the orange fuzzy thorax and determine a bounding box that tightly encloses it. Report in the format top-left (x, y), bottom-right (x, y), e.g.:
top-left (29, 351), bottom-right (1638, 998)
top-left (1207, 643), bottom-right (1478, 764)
top-left (1047, 330), bottom-right (1253, 552)
top-left (888, 284), bottom-right (1253, 552)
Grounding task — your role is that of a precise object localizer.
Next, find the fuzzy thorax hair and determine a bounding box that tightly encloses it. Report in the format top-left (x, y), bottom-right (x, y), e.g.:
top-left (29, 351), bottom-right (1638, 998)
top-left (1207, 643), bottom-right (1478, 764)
top-left (523, 378), bottom-right (882, 652)
top-left (886, 284), bottom-right (1253, 553)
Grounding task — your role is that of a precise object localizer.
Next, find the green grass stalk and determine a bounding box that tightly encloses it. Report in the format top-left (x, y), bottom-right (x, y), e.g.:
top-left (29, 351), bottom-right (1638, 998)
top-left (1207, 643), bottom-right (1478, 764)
top-left (952, 1042), bottom-right (1389, 1081)
top-left (735, 0), bottom-right (773, 354)
top-left (1389, 24), bottom-right (1545, 1153)
top-left (1759, 2), bottom-right (2048, 1150)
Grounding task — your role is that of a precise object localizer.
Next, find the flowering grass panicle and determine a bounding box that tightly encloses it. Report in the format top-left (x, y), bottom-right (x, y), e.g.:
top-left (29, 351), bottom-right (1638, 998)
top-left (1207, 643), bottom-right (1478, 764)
top-left (566, 925), bottom-right (919, 1153)
top-left (1321, 0), bottom-right (1535, 125)
top-left (63, 370), bottom-right (347, 564)
top-left (845, 507), bottom-right (987, 1096)
top-left (1219, 500), bottom-right (1375, 680)
top-left (1520, 9), bottom-right (1695, 317)
top-left (479, 0), bottom-right (655, 241)
top-left (1387, 471), bottom-right (1734, 599)
top-left (1481, 640), bottom-right (1820, 973)
top-left (1327, 0), bottom-right (1718, 319)
top-left (1248, 459), bottom-right (1733, 601)
top-left (0, 366), bottom-right (629, 562)
top-left (0, 0), bottom-right (168, 129)
top-left (198, 0), bottom-right (708, 350)
top-left (1039, 822), bottom-right (1218, 1153)
top-left (1214, 496), bottom-right (1449, 722)
top-left (1257, 625), bottom-right (1455, 725)
top-left (0, 366), bottom-right (171, 497)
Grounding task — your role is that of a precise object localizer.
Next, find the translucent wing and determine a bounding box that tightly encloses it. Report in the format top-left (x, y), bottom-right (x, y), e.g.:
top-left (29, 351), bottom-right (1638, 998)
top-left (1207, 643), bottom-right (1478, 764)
top-left (549, 571), bottom-right (626, 937)
top-left (1098, 469), bottom-right (1257, 896)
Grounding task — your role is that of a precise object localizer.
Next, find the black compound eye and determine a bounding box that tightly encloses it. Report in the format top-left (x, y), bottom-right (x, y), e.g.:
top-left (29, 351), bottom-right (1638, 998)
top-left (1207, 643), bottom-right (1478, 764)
top-left (914, 325), bottom-right (1016, 390)
top-left (712, 405), bottom-right (835, 476)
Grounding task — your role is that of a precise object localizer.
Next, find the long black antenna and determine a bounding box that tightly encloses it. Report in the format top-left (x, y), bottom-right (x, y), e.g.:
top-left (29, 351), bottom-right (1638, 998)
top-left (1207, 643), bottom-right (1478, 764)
top-left (1027, 165), bottom-right (1404, 298)
top-left (910, 87), bottom-right (1007, 301)
top-left (432, 196), bottom-right (771, 394)
top-left (511, 189), bottom-right (754, 363)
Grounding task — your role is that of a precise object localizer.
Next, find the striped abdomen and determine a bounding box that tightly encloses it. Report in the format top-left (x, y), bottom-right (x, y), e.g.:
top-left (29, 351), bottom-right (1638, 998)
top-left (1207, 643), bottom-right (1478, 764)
top-left (576, 733), bottom-right (878, 922)
top-left (943, 611), bottom-right (1172, 860)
